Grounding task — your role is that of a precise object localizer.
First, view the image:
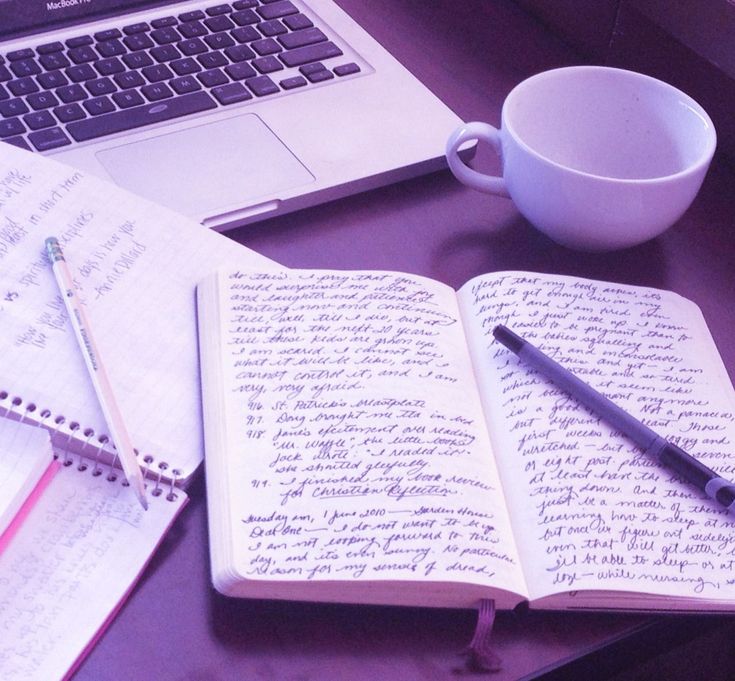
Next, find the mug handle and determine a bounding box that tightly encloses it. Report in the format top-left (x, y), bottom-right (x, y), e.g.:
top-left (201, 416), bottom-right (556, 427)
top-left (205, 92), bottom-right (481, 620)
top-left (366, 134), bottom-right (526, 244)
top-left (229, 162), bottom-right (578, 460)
top-left (446, 122), bottom-right (509, 197)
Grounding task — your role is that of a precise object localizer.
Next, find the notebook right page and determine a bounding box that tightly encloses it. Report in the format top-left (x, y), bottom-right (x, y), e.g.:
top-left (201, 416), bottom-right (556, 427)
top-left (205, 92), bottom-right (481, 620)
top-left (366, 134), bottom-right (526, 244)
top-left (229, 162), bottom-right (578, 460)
top-left (457, 271), bottom-right (735, 607)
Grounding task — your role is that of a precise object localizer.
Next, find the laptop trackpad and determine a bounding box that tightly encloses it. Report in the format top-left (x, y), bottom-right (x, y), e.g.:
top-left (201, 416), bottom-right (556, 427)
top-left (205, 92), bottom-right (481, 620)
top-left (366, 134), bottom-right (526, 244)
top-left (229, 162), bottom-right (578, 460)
top-left (97, 114), bottom-right (314, 218)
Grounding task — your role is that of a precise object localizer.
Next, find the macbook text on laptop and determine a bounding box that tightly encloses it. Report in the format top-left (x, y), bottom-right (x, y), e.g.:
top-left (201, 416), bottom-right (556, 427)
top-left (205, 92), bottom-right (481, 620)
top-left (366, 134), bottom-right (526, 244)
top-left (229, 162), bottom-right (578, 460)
top-left (0, 0), bottom-right (466, 230)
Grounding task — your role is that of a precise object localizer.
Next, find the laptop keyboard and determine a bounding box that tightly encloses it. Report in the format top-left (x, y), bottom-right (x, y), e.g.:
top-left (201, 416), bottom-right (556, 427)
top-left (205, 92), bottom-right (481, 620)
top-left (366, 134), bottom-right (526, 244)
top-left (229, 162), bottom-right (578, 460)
top-left (0, 0), bottom-right (361, 152)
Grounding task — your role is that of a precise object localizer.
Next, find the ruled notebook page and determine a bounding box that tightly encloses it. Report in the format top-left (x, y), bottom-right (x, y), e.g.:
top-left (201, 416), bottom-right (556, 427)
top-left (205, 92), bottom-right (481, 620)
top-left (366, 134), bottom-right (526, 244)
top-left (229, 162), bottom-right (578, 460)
top-left (0, 419), bottom-right (53, 537)
top-left (0, 145), bottom-right (276, 482)
top-left (0, 463), bottom-right (187, 680)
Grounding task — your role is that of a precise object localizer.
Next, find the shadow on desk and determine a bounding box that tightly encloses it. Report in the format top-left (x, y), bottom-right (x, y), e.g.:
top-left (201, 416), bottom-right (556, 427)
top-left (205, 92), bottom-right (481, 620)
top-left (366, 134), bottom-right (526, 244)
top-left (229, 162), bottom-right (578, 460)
top-left (432, 215), bottom-right (667, 291)
top-left (539, 616), bottom-right (735, 681)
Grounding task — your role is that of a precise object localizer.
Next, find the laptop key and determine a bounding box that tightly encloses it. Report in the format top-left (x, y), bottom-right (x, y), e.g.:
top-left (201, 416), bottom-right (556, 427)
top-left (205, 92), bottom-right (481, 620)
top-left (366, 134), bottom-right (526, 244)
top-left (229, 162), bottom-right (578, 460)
top-left (257, 1), bottom-right (298, 20)
top-left (114, 70), bottom-right (146, 89)
top-left (171, 58), bottom-right (202, 76)
top-left (83, 96), bottom-right (116, 115)
top-left (66, 91), bottom-right (217, 141)
top-left (283, 13), bottom-right (313, 31)
top-left (231, 26), bottom-right (260, 43)
top-left (205, 15), bottom-right (235, 31)
top-left (66, 35), bottom-right (93, 48)
top-left (94, 29), bottom-right (123, 42)
top-left (224, 61), bottom-right (256, 80)
top-left (280, 41), bottom-right (342, 67)
top-left (252, 56), bottom-right (283, 74)
top-left (37, 42), bottom-right (65, 54)
top-left (299, 62), bottom-right (326, 76)
top-left (245, 75), bottom-right (279, 96)
top-left (29, 126), bottom-right (71, 150)
top-left (179, 10), bottom-right (206, 22)
top-left (252, 38), bottom-right (282, 56)
top-left (68, 45), bottom-right (99, 64)
top-left (151, 16), bottom-right (178, 29)
top-left (56, 84), bottom-right (88, 103)
top-left (122, 23), bottom-right (150, 35)
top-left (86, 77), bottom-right (117, 96)
top-left (142, 64), bottom-right (174, 82)
top-left (97, 39), bottom-right (127, 58)
top-left (232, 10), bottom-right (259, 26)
top-left (205, 32), bottom-right (236, 50)
top-left (113, 90), bottom-right (145, 108)
top-left (334, 62), bottom-right (360, 76)
top-left (151, 44), bottom-right (183, 62)
top-left (0, 98), bottom-right (29, 117)
top-left (279, 28), bottom-right (327, 50)
top-left (123, 33), bottom-right (155, 51)
top-left (95, 57), bottom-right (126, 75)
top-left (54, 103), bottom-right (86, 122)
top-left (39, 52), bottom-right (71, 71)
top-left (225, 44), bottom-right (256, 62)
top-left (179, 38), bottom-right (209, 56)
top-left (279, 75), bottom-right (306, 90)
top-left (122, 52), bottom-right (154, 70)
top-left (207, 4), bottom-right (234, 15)
top-left (179, 21), bottom-right (209, 39)
top-left (7, 49), bottom-right (35, 61)
top-left (198, 52), bottom-right (228, 69)
top-left (38, 70), bottom-right (69, 89)
top-left (27, 91), bottom-right (60, 110)
top-left (151, 27), bottom-right (182, 44)
top-left (198, 69), bottom-right (229, 87)
top-left (170, 76), bottom-right (202, 94)
top-left (10, 59), bottom-right (42, 77)
top-left (304, 68), bottom-right (333, 83)
top-left (0, 117), bottom-right (26, 138)
top-left (66, 64), bottom-right (97, 82)
top-left (8, 77), bottom-right (39, 96)
top-left (141, 82), bottom-right (174, 101)
top-left (2, 135), bottom-right (32, 151)
top-left (24, 110), bottom-right (55, 130)
top-left (258, 20), bottom-right (287, 37)
top-left (211, 82), bottom-right (252, 105)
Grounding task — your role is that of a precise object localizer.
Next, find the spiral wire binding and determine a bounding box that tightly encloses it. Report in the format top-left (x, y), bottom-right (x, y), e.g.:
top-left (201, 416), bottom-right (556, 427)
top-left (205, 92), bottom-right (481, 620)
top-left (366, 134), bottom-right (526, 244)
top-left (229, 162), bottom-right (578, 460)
top-left (0, 390), bottom-right (179, 501)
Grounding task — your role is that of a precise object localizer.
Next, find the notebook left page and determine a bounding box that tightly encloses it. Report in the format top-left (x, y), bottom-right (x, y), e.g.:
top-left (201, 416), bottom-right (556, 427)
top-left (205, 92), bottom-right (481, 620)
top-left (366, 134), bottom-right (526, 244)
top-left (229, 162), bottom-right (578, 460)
top-left (0, 144), bottom-right (276, 482)
top-left (0, 462), bottom-right (187, 680)
top-left (0, 418), bottom-right (54, 537)
top-left (198, 268), bottom-right (527, 609)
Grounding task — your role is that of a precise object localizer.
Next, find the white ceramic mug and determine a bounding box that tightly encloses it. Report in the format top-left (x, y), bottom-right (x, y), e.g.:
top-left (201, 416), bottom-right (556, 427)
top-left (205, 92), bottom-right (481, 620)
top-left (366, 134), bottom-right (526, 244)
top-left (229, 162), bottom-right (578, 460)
top-left (446, 66), bottom-right (716, 251)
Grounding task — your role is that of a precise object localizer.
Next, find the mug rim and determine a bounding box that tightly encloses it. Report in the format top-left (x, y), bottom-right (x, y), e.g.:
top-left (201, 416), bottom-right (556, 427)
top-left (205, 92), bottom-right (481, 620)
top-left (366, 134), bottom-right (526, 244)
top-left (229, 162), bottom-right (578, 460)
top-left (502, 65), bottom-right (717, 184)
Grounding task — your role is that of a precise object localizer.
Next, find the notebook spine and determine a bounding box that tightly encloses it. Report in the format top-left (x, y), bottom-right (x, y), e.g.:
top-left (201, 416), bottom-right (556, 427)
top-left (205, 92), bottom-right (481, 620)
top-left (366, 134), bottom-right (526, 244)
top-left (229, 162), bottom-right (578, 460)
top-left (0, 389), bottom-right (181, 497)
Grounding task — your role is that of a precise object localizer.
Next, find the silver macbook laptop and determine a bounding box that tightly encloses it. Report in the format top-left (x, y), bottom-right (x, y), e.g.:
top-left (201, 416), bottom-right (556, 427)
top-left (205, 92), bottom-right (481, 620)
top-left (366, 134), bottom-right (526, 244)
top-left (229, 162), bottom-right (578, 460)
top-left (0, 0), bottom-right (465, 230)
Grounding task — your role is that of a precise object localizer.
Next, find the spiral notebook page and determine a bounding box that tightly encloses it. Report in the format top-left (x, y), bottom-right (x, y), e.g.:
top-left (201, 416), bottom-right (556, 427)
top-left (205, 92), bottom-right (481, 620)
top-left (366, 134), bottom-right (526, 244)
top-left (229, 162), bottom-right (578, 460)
top-left (0, 462), bottom-right (187, 680)
top-left (0, 144), bottom-right (277, 482)
top-left (0, 418), bottom-right (54, 538)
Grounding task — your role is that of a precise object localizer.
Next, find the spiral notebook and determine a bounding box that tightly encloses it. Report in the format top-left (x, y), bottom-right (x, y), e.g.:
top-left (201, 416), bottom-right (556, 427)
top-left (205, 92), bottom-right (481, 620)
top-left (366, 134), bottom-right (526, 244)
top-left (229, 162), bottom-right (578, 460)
top-left (0, 142), bottom-right (277, 679)
top-left (0, 418), bottom-right (188, 681)
top-left (0, 141), bottom-right (276, 485)
top-left (0, 417), bottom-right (55, 543)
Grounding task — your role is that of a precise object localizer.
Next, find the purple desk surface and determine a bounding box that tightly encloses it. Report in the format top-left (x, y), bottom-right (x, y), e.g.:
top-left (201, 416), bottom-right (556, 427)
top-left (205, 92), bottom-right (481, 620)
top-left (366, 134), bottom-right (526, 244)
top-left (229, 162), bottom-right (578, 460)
top-left (74, 1), bottom-right (735, 679)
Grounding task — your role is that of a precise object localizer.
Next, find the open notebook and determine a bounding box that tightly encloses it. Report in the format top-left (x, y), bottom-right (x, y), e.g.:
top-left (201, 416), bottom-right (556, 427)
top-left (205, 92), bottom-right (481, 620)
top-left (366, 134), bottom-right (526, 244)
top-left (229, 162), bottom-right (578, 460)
top-left (0, 142), bottom-right (278, 678)
top-left (197, 267), bottom-right (735, 613)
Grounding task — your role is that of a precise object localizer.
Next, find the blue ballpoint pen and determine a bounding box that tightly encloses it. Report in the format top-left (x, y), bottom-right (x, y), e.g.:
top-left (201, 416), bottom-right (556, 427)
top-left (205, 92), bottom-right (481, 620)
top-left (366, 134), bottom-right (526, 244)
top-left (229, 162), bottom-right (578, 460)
top-left (493, 324), bottom-right (735, 512)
